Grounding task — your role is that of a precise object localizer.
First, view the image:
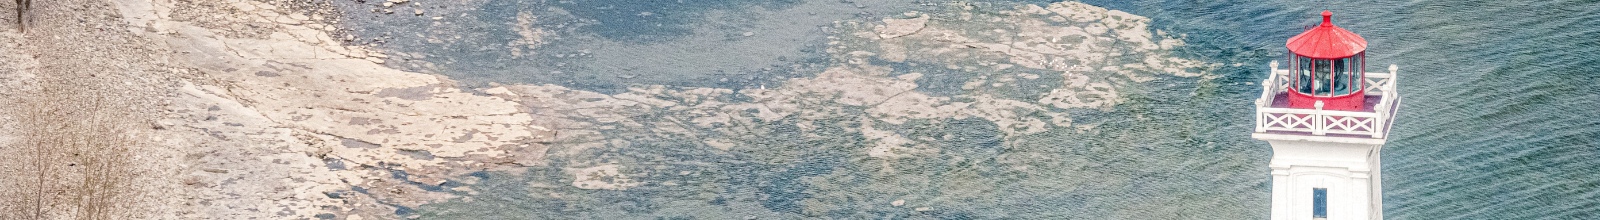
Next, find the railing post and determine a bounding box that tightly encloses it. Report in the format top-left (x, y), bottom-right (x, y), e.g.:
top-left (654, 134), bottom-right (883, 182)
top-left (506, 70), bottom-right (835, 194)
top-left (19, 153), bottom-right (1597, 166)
top-left (1373, 95), bottom-right (1389, 139)
top-left (1257, 61), bottom-right (1280, 133)
top-left (1373, 64), bottom-right (1399, 138)
top-left (1256, 111), bottom-right (1267, 133)
top-left (1388, 64), bottom-right (1399, 90)
top-left (1271, 61), bottom-right (1279, 75)
top-left (1261, 82), bottom-right (1273, 106)
top-left (1270, 61), bottom-right (1281, 90)
top-left (1312, 101), bottom-right (1326, 135)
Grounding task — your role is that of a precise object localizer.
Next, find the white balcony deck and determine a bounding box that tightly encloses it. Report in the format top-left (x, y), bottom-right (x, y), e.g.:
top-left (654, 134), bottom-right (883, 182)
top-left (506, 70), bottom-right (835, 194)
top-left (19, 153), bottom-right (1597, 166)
top-left (1254, 61), bottom-right (1401, 141)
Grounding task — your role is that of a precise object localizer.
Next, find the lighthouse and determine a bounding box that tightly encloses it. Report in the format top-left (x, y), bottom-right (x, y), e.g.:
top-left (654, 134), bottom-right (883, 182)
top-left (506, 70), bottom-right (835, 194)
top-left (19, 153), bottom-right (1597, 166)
top-left (1254, 11), bottom-right (1400, 220)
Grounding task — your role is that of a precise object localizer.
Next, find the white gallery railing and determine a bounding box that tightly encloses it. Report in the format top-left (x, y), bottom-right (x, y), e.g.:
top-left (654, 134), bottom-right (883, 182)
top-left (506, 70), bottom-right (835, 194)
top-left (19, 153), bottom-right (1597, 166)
top-left (1255, 61), bottom-right (1401, 139)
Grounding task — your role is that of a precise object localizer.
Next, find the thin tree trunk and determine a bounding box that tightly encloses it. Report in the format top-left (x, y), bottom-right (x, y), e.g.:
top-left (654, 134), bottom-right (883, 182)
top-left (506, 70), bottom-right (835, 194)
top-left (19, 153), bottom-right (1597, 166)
top-left (14, 0), bottom-right (28, 32)
top-left (14, 0), bottom-right (20, 32)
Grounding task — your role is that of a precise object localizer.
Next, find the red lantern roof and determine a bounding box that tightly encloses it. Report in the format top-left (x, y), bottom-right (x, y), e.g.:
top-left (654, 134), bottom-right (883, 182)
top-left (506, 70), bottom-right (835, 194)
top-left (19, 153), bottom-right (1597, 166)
top-left (1286, 11), bottom-right (1368, 59)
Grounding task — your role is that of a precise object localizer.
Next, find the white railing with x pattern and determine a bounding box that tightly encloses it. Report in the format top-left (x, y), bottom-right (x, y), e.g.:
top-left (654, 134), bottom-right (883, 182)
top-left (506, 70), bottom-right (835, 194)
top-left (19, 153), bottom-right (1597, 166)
top-left (1255, 61), bottom-right (1401, 139)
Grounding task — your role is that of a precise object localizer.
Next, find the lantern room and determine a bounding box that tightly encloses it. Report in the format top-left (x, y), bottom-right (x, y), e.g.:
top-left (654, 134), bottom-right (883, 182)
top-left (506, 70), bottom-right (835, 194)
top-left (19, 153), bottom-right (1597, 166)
top-left (1285, 10), bottom-right (1368, 111)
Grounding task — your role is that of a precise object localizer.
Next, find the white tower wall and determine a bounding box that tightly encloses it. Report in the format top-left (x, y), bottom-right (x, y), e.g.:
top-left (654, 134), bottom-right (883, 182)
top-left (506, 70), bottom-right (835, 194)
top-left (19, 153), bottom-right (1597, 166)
top-left (1254, 62), bottom-right (1399, 220)
top-left (1260, 138), bottom-right (1384, 220)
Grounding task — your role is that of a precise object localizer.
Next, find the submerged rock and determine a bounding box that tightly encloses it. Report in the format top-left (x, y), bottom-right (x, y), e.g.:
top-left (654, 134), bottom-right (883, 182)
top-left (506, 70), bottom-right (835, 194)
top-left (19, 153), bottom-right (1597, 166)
top-left (570, 164), bottom-right (643, 190)
top-left (117, 0), bottom-right (1222, 218)
top-left (876, 13), bottom-right (928, 39)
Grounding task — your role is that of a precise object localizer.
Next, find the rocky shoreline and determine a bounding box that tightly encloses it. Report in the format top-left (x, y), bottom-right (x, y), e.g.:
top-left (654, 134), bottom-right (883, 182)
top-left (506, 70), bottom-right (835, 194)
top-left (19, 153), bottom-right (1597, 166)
top-left (1, 0), bottom-right (542, 218)
top-left (1, 0), bottom-right (1213, 219)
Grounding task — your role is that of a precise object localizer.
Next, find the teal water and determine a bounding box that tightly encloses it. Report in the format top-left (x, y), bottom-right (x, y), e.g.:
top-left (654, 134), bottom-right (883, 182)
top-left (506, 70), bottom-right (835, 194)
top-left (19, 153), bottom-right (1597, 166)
top-left (1074, 1), bottom-right (1600, 218)
top-left (334, 0), bottom-right (1600, 219)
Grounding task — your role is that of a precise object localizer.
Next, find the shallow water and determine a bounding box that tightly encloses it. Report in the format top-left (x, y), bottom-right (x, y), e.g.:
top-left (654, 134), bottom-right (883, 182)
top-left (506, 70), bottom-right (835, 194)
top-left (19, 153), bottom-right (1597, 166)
top-left (336, 0), bottom-right (1600, 219)
top-left (335, 0), bottom-right (934, 93)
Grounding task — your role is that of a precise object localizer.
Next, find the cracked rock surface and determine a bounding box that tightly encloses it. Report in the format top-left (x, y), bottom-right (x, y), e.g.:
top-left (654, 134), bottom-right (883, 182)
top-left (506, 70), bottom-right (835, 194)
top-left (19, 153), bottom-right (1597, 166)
top-left (121, 0), bottom-right (566, 218)
top-left (4, 0), bottom-right (1218, 219)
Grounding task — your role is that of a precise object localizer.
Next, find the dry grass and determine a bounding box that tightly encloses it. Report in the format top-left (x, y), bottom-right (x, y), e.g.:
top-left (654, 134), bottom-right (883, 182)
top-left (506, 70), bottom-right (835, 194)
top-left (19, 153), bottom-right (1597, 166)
top-left (3, 82), bottom-right (142, 220)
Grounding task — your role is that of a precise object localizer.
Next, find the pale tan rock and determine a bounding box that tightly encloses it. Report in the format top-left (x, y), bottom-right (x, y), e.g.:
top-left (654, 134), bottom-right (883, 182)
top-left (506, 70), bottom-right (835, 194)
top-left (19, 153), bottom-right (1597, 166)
top-left (91, 1), bottom-right (1216, 218)
top-left (507, 11), bottom-right (546, 59)
top-left (273, 15), bottom-right (300, 25)
top-left (153, 81), bottom-right (351, 219)
top-left (480, 87), bottom-right (515, 96)
top-left (347, 47), bottom-right (368, 58)
top-left (703, 139), bottom-right (737, 151)
top-left (253, 1), bottom-right (276, 10)
top-left (877, 14), bottom-right (929, 39)
top-left (135, 1), bottom-right (555, 215)
top-left (571, 164), bottom-right (642, 190)
top-left (229, 1), bottom-right (256, 11)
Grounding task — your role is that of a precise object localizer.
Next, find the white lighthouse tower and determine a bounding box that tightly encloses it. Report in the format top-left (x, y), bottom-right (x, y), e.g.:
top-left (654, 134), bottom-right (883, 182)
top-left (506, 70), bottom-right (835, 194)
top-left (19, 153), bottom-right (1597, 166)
top-left (1254, 11), bottom-right (1401, 220)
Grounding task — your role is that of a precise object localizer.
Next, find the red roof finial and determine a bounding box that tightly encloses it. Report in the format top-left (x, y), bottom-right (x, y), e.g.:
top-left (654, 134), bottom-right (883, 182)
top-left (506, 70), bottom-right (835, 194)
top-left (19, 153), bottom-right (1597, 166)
top-left (1285, 10), bottom-right (1367, 59)
top-left (1321, 10), bottom-right (1333, 27)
